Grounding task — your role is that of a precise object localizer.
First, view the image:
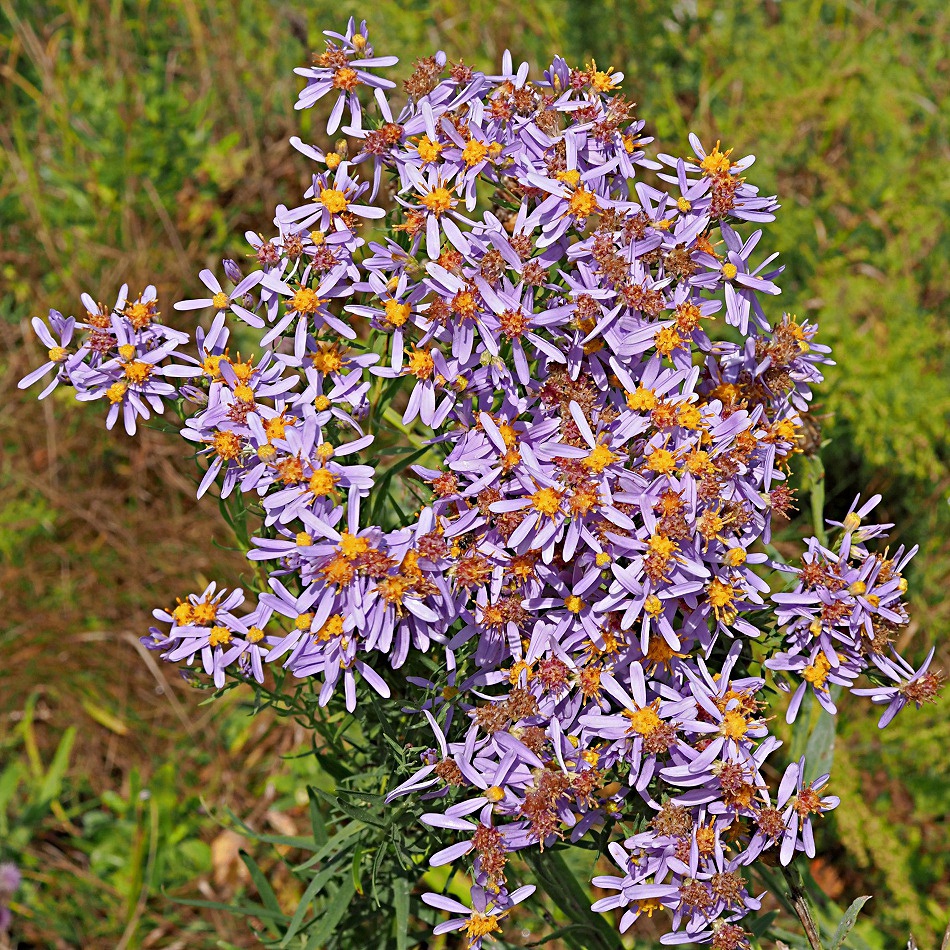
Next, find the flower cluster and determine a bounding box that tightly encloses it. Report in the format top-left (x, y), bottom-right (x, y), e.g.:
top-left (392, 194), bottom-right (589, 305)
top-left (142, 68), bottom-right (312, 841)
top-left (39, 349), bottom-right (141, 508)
top-left (22, 19), bottom-right (942, 948)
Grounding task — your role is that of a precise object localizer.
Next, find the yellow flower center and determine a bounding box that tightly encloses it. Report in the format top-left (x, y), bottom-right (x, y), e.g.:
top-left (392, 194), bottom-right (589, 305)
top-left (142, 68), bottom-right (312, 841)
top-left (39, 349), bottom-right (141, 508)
top-left (315, 614), bottom-right (345, 641)
top-left (110, 372), bottom-right (139, 405)
top-left (118, 344), bottom-right (136, 361)
top-left (263, 416), bottom-right (288, 442)
top-left (295, 532), bottom-right (312, 547)
top-left (626, 386), bottom-right (657, 411)
top-left (644, 447), bottom-right (677, 474)
top-left (319, 188), bottom-right (349, 214)
top-left (654, 326), bottom-right (683, 356)
top-left (564, 595), bottom-right (585, 614)
top-left (295, 612), bottom-right (314, 631)
top-left (626, 705), bottom-right (662, 736)
top-left (720, 710), bottom-right (749, 739)
top-left (724, 548), bottom-right (747, 567)
top-left (309, 468), bottom-right (338, 496)
top-left (192, 602), bottom-right (217, 625)
top-left (420, 187), bottom-right (454, 215)
top-left (802, 653), bottom-right (832, 690)
top-left (233, 384), bottom-right (254, 403)
top-left (246, 626), bottom-right (265, 643)
top-left (406, 347), bottom-right (435, 379)
top-left (848, 580), bottom-right (867, 596)
top-left (721, 263), bottom-right (738, 280)
top-left (676, 196), bottom-right (692, 212)
top-left (646, 635), bottom-right (677, 665)
top-left (462, 139), bottom-right (488, 167)
top-left (313, 394), bottom-right (331, 410)
top-left (212, 292), bottom-right (230, 310)
top-left (591, 66), bottom-right (619, 92)
top-left (47, 346), bottom-right (68, 362)
top-left (708, 578), bottom-right (737, 608)
top-left (332, 67), bottom-right (360, 91)
top-left (567, 186), bottom-right (598, 218)
top-left (325, 152), bottom-right (342, 170)
top-left (123, 360), bottom-right (152, 384)
top-left (213, 430), bottom-right (243, 460)
top-left (584, 442), bottom-right (618, 473)
top-left (595, 552), bottom-right (611, 567)
top-left (384, 299), bottom-right (411, 326)
top-left (531, 486), bottom-right (563, 517)
top-left (676, 404), bottom-right (703, 430)
top-left (699, 142), bottom-right (732, 175)
top-left (484, 786), bottom-right (505, 802)
top-left (291, 287), bottom-right (323, 314)
top-left (645, 594), bottom-right (663, 617)
top-left (339, 532), bottom-right (370, 559)
top-left (203, 354), bottom-right (224, 378)
top-left (311, 342), bottom-right (347, 374)
top-left (465, 913), bottom-right (502, 941)
top-left (416, 136), bottom-right (442, 163)
top-left (209, 626), bottom-right (232, 648)
top-left (649, 533), bottom-right (678, 560)
top-left (699, 143), bottom-right (733, 175)
top-left (556, 169), bottom-right (581, 187)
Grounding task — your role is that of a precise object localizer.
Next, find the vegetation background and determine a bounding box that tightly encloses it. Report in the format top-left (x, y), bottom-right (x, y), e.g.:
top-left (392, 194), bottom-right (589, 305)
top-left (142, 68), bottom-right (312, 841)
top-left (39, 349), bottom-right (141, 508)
top-left (0, 0), bottom-right (947, 946)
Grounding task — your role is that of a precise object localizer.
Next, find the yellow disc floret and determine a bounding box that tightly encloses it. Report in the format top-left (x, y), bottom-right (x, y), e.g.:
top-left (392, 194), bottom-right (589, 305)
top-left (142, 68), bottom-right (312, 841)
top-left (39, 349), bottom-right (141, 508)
top-left (531, 486), bottom-right (563, 517)
top-left (319, 188), bottom-right (349, 214)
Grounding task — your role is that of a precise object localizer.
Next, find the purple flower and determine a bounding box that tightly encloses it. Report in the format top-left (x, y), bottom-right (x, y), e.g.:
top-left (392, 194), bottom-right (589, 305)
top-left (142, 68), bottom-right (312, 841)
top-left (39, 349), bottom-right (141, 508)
top-left (18, 311), bottom-right (79, 398)
top-left (852, 647), bottom-right (943, 728)
top-left (775, 758), bottom-right (839, 865)
top-left (421, 883), bottom-right (535, 948)
top-left (294, 18), bottom-right (397, 133)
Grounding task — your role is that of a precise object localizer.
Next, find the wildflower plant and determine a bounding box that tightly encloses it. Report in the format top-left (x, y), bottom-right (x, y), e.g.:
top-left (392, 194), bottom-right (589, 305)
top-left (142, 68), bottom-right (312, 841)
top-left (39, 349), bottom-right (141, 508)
top-left (20, 18), bottom-right (944, 949)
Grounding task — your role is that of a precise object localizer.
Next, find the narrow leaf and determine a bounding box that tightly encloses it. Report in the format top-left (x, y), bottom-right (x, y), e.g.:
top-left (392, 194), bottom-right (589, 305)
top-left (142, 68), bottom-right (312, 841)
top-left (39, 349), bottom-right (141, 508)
top-left (830, 895), bottom-right (872, 950)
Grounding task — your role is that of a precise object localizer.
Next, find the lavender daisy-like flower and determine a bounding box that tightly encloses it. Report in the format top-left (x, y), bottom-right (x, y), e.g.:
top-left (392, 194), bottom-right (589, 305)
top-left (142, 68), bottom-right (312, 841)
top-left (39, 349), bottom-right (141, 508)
top-left (173, 267), bottom-right (264, 329)
top-left (294, 18), bottom-right (398, 133)
top-left (421, 883), bottom-right (535, 949)
top-left (851, 647), bottom-right (943, 728)
top-left (775, 757), bottom-right (839, 865)
top-left (18, 310), bottom-right (80, 398)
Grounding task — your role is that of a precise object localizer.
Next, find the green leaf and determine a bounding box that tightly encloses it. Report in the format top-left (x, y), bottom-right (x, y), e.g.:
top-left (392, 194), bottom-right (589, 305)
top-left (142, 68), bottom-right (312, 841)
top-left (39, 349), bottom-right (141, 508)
top-left (393, 876), bottom-right (410, 950)
top-left (304, 878), bottom-right (357, 949)
top-left (351, 844), bottom-right (364, 896)
top-left (829, 895), bottom-right (872, 950)
top-left (280, 864), bottom-right (338, 945)
top-left (39, 726), bottom-right (76, 803)
top-left (168, 895), bottom-right (287, 922)
top-left (804, 687), bottom-right (840, 783)
top-left (308, 787), bottom-right (329, 847)
top-left (239, 851), bottom-right (283, 919)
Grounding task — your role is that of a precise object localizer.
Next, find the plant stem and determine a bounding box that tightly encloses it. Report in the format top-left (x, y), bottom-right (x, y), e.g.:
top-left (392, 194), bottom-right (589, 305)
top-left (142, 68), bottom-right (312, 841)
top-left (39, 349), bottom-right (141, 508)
top-left (781, 862), bottom-right (823, 950)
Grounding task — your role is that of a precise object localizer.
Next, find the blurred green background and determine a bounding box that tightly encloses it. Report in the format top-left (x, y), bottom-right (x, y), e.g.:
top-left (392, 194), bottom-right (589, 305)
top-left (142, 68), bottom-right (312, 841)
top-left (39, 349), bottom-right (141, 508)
top-left (1, 0), bottom-right (948, 946)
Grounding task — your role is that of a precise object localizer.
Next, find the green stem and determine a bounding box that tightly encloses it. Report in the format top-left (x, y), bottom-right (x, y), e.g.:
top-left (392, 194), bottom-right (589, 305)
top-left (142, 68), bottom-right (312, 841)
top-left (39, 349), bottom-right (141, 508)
top-left (781, 862), bottom-right (824, 950)
top-left (381, 406), bottom-right (428, 449)
top-left (805, 455), bottom-right (828, 547)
